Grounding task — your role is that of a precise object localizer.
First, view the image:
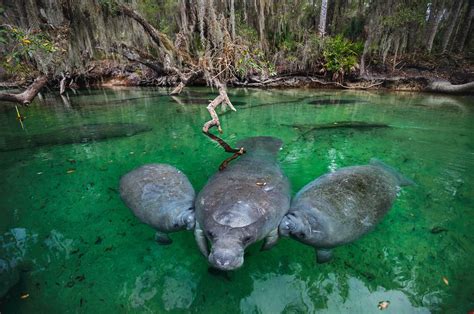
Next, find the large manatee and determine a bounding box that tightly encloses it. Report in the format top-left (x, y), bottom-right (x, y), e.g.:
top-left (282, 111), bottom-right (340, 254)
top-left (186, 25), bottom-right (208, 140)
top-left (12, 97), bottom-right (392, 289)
top-left (194, 136), bottom-right (291, 270)
top-left (279, 159), bottom-right (413, 263)
top-left (120, 164), bottom-right (196, 244)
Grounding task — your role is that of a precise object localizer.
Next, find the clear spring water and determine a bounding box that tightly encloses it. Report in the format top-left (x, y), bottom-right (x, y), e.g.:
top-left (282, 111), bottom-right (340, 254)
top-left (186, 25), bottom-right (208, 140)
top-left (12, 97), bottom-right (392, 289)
top-left (0, 87), bottom-right (472, 313)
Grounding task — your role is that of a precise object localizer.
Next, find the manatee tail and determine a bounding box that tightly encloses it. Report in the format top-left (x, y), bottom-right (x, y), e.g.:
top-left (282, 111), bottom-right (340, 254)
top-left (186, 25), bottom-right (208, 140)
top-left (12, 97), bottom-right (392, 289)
top-left (370, 158), bottom-right (415, 186)
top-left (236, 136), bottom-right (283, 155)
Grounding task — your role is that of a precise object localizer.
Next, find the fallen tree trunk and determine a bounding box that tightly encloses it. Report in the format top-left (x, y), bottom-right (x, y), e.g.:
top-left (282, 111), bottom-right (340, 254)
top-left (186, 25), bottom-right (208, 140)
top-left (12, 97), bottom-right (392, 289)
top-left (0, 75), bottom-right (48, 105)
top-left (426, 81), bottom-right (474, 94)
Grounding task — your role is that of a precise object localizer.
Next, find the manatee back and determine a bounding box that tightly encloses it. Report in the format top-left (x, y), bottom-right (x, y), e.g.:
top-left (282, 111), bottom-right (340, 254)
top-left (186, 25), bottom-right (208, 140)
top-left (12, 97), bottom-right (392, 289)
top-left (236, 136), bottom-right (283, 157)
top-left (293, 165), bottom-right (399, 247)
top-left (196, 137), bottom-right (290, 240)
top-left (120, 164), bottom-right (195, 232)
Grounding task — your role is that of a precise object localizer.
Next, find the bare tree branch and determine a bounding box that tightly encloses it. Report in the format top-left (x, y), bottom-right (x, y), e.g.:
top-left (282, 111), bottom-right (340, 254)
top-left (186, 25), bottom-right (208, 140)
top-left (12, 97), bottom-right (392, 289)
top-left (203, 80), bottom-right (236, 133)
top-left (0, 75), bottom-right (48, 105)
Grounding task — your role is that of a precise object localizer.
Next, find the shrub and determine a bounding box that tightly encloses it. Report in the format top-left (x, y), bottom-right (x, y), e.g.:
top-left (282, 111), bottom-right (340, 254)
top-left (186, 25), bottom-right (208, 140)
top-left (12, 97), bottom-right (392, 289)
top-left (322, 35), bottom-right (363, 82)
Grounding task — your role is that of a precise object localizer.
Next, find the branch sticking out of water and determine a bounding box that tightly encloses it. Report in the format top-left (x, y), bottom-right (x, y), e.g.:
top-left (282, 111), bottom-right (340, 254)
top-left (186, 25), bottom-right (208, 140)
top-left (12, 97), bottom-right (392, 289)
top-left (202, 80), bottom-right (236, 133)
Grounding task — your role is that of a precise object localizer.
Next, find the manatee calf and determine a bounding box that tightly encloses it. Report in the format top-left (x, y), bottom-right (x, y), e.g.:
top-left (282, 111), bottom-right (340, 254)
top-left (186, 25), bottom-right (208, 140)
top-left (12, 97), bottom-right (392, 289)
top-left (120, 164), bottom-right (195, 244)
top-left (279, 159), bottom-right (413, 263)
top-left (194, 136), bottom-right (291, 270)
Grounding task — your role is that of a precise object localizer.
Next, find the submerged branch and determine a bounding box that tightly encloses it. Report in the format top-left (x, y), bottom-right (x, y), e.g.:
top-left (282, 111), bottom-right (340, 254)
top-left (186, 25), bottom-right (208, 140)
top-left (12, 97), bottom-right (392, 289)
top-left (203, 131), bottom-right (245, 171)
top-left (201, 80), bottom-right (244, 170)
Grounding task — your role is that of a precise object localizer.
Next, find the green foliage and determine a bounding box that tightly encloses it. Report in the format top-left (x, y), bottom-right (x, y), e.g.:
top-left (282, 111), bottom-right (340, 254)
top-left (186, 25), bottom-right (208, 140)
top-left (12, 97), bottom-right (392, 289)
top-left (138, 0), bottom-right (178, 36)
top-left (98, 0), bottom-right (119, 13)
top-left (322, 35), bottom-right (363, 81)
top-left (236, 13), bottom-right (259, 45)
top-left (342, 16), bottom-right (365, 41)
top-left (236, 48), bottom-right (277, 78)
top-left (382, 7), bottom-right (425, 27)
top-left (0, 26), bottom-right (58, 75)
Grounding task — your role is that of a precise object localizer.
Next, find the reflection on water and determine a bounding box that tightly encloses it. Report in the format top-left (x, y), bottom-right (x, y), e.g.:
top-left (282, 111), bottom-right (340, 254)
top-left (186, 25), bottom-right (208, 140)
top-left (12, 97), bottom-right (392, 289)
top-left (0, 87), bottom-right (473, 313)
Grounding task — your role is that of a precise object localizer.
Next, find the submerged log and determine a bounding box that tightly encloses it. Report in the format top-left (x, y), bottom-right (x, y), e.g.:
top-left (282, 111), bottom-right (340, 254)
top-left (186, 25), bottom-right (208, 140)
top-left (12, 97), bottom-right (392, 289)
top-left (282, 121), bottom-right (390, 138)
top-left (0, 75), bottom-right (48, 105)
top-left (426, 81), bottom-right (474, 94)
top-left (283, 121), bottom-right (390, 130)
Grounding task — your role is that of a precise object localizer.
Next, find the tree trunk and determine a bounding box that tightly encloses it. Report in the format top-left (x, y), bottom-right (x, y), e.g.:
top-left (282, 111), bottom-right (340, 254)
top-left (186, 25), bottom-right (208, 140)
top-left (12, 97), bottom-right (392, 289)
top-left (319, 0), bottom-right (328, 36)
top-left (230, 0), bottom-right (236, 40)
top-left (119, 4), bottom-right (164, 49)
top-left (0, 75), bottom-right (48, 105)
top-left (360, 28), bottom-right (373, 76)
top-left (442, 0), bottom-right (464, 53)
top-left (425, 3), bottom-right (445, 53)
top-left (456, 2), bottom-right (474, 52)
top-left (258, 0), bottom-right (266, 49)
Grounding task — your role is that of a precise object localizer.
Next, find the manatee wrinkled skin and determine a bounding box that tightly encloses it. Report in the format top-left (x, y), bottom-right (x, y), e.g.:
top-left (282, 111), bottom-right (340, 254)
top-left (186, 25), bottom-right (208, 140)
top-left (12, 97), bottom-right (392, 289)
top-left (195, 136), bottom-right (291, 270)
top-left (279, 159), bottom-right (412, 263)
top-left (120, 164), bottom-right (196, 244)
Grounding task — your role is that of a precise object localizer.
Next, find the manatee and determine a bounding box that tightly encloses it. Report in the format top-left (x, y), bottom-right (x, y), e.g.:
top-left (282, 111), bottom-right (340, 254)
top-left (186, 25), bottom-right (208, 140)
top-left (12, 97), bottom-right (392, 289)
top-left (0, 258), bottom-right (20, 299)
top-left (120, 164), bottom-right (196, 244)
top-left (194, 136), bottom-right (291, 270)
top-left (279, 159), bottom-right (413, 263)
top-left (0, 123), bottom-right (152, 152)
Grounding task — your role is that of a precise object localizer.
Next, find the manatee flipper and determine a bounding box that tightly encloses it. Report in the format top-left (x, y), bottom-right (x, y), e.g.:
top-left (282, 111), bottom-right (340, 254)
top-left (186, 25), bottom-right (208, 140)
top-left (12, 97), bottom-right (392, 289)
top-left (155, 231), bottom-right (172, 245)
top-left (194, 222), bottom-right (209, 257)
top-left (316, 248), bottom-right (333, 263)
top-left (261, 228), bottom-right (279, 251)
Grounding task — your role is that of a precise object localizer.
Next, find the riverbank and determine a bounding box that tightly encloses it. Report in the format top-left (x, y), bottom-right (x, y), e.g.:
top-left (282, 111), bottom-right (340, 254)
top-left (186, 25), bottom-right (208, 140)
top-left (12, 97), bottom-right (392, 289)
top-left (1, 54), bottom-right (473, 95)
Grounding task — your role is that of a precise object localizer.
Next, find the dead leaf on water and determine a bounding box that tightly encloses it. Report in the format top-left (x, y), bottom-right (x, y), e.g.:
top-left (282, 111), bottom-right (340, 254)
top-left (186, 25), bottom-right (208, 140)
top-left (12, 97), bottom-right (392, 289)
top-left (378, 300), bottom-right (390, 310)
top-left (442, 277), bottom-right (449, 285)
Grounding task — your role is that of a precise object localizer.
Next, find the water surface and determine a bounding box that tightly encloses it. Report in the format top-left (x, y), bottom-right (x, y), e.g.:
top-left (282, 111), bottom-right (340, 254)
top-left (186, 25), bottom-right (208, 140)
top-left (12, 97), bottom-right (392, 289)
top-left (0, 87), bottom-right (473, 313)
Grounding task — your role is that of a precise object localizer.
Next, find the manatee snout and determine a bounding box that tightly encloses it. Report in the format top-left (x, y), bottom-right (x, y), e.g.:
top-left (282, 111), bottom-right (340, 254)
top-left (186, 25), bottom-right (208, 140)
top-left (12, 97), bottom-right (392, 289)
top-left (208, 241), bottom-right (244, 271)
top-left (279, 213), bottom-right (306, 237)
top-left (178, 209), bottom-right (195, 230)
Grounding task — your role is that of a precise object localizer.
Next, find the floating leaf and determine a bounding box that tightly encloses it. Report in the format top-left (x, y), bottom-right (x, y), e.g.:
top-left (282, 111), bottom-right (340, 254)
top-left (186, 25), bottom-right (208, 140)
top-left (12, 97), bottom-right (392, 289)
top-left (442, 277), bottom-right (449, 285)
top-left (378, 300), bottom-right (390, 310)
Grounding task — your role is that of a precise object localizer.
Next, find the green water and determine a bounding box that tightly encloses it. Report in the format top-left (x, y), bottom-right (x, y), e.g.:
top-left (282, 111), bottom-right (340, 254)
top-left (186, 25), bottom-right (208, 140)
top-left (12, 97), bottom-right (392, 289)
top-left (0, 87), bottom-right (473, 313)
